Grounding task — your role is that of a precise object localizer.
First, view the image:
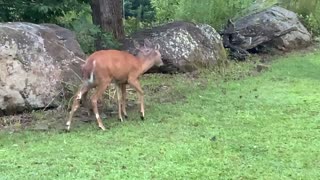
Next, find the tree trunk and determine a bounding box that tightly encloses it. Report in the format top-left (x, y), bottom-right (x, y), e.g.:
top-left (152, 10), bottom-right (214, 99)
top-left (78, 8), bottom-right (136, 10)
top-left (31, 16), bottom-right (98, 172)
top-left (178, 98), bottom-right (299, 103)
top-left (90, 0), bottom-right (124, 50)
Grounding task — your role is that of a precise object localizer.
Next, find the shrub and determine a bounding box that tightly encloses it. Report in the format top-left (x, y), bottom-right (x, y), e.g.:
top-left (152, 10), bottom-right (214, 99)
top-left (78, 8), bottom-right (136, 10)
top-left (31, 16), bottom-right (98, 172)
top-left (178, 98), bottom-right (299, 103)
top-left (280, 0), bottom-right (320, 35)
top-left (151, 0), bottom-right (254, 30)
top-left (124, 16), bottom-right (155, 35)
top-left (57, 5), bottom-right (120, 54)
top-left (302, 12), bottom-right (320, 36)
top-left (150, 0), bottom-right (320, 35)
top-left (150, 0), bottom-right (180, 23)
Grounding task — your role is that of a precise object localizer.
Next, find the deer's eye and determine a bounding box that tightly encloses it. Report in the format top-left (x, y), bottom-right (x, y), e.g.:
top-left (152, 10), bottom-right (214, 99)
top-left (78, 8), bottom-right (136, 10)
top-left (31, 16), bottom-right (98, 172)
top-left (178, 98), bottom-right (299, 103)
top-left (144, 49), bottom-right (151, 54)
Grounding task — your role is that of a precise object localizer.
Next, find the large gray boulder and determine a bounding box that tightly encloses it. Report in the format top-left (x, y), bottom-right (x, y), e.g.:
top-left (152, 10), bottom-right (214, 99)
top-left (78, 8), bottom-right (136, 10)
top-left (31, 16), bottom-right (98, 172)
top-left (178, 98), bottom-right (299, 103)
top-left (0, 22), bottom-right (84, 115)
top-left (123, 21), bottom-right (227, 73)
top-left (222, 6), bottom-right (312, 60)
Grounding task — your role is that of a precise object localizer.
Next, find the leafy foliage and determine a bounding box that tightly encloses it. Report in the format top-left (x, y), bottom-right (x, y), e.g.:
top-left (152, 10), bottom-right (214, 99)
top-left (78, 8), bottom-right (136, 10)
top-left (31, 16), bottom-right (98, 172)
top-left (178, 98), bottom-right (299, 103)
top-left (1, 0), bottom-right (319, 52)
top-left (123, 0), bottom-right (157, 35)
top-left (0, 0), bottom-right (120, 54)
top-left (124, 17), bottom-right (153, 35)
top-left (302, 12), bottom-right (320, 36)
top-left (280, 0), bottom-right (320, 35)
top-left (0, 0), bottom-right (87, 24)
top-left (150, 0), bottom-right (320, 34)
top-left (58, 4), bottom-right (120, 54)
top-left (124, 0), bottom-right (155, 22)
top-left (175, 0), bottom-right (254, 29)
top-left (150, 0), bottom-right (255, 29)
top-left (150, 0), bottom-right (180, 23)
top-left (232, 0), bottom-right (278, 20)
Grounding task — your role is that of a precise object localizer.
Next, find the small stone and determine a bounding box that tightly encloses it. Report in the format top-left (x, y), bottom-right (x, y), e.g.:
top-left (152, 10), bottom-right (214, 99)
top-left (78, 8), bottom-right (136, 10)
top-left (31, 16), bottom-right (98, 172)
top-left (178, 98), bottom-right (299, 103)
top-left (256, 64), bottom-right (270, 72)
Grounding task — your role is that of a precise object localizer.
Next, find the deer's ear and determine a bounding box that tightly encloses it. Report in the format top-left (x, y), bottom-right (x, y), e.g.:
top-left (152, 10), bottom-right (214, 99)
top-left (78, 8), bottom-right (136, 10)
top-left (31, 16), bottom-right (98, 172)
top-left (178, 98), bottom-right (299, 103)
top-left (155, 44), bottom-right (160, 50)
top-left (144, 39), bottom-right (152, 48)
top-left (133, 40), bottom-right (140, 49)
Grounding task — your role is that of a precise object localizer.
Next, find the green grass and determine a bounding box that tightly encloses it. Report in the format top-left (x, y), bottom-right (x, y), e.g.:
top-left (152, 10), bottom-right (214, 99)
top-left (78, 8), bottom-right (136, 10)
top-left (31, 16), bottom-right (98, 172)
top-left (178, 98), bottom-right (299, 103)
top-left (1, 52), bottom-right (320, 179)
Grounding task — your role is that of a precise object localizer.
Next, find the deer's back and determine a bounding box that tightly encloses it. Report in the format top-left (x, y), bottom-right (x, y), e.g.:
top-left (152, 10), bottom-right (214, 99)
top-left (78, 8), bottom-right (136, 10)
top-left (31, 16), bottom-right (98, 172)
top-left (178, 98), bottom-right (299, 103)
top-left (89, 50), bottom-right (141, 82)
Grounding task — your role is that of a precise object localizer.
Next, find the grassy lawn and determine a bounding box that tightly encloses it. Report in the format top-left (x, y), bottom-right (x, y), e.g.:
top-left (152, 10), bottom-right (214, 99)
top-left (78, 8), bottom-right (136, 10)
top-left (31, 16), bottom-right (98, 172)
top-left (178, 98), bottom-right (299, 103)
top-left (1, 52), bottom-right (320, 179)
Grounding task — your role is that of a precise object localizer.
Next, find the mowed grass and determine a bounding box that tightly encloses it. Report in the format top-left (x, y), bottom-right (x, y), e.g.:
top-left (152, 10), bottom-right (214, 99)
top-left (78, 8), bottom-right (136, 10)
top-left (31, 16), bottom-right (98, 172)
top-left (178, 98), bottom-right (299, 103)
top-left (1, 52), bottom-right (320, 179)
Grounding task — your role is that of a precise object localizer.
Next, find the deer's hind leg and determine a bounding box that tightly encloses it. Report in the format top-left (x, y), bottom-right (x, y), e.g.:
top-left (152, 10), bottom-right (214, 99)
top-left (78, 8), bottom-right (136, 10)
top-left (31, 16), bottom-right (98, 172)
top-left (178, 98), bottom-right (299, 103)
top-left (90, 79), bottom-right (111, 130)
top-left (66, 84), bottom-right (91, 131)
top-left (116, 84), bottom-right (124, 122)
top-left (121, 83), bottom-right (128, 119)
top-left (81, 90), bottom-right (93, 117)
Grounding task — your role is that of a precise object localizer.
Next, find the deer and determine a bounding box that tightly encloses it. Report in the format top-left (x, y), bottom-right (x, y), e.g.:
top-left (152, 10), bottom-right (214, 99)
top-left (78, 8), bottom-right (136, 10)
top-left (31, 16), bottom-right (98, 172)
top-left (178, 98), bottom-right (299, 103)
top-left (66, 39), bottom-right (163, 131)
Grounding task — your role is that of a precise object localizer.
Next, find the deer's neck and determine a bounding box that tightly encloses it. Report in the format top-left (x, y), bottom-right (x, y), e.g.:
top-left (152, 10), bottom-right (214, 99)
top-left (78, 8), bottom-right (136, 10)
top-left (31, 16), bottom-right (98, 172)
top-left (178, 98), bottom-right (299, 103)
top-left (138, 57), bottom-right (155, 74)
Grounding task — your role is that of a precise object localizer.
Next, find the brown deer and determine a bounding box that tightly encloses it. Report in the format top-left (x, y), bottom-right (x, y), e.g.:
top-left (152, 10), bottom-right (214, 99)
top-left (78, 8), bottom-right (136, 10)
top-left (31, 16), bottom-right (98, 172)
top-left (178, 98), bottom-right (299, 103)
top-left (66, 39), bottom-right (163, 131)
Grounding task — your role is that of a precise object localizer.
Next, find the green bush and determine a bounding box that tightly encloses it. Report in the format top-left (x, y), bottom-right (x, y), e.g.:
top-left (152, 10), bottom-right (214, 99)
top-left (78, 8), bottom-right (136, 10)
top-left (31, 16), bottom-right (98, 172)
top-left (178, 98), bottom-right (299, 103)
top-left (177, 0), bottom-right (255, 29)
top-left (57, 5), bottom-right (120, 54)
top-left (72, 18), bottom-right (120, 54)
top-left (280, 0), bottom-right (320, 35)
top-left (150, 0), bottom-right (320, 35)
top-left (150, 0), bottom-right (180, 23)
top-left (151, 0), bottom-right (255, 30)
top-left (124, 16), bottom-right (155, 35)
top-left (302, 12), bottom-right (320, 36)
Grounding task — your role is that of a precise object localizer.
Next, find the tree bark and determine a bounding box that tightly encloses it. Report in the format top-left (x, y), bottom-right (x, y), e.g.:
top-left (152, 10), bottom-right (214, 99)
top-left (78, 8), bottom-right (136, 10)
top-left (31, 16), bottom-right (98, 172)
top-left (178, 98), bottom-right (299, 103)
top-left (90, 0), bottom-right (124, 50)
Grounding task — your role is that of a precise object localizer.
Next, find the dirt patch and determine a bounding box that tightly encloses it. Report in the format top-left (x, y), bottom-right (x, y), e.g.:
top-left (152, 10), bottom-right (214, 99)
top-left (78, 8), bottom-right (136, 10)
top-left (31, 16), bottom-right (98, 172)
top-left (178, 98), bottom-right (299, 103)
top-left (0, 97), bottom-right (140, 132)
top-left (0, 109), bottom-right (67, 132)
top-left (0, 113), bottom-right (33, 130)
top-left (0, 82), bottom-right (183, 132)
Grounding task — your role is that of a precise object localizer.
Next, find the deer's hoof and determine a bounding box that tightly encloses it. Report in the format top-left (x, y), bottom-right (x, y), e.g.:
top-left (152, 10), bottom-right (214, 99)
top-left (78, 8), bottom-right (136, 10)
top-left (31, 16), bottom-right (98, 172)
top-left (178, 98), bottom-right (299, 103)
top-left (124, 115), bottom-right (128, 119)
top-left (65, 126), bottom-right (71, 133)
top-left (99, 125), bottom-right (106, 131)
top-left (140, 112), bottom-right (144, 120)
top-left (65, 122), bottom-right (71, 131)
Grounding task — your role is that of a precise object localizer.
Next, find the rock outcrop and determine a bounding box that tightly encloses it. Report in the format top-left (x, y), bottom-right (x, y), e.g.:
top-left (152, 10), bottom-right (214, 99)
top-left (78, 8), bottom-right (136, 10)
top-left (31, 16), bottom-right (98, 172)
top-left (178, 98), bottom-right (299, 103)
top-left (123, 21), bottom-right (227, 73)
top-left (0, 22), bottom-right (85, 115)
top-left (222, 6), bottom-right (312, 60)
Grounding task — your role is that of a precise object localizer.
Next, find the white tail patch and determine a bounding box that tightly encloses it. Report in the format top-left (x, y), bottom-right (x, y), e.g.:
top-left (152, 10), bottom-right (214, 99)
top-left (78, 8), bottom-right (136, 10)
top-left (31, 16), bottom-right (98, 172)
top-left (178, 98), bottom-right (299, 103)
top-left (89, 60), bottom-right (96, 84)
top-left (76, 91), bottom-right (82, 100)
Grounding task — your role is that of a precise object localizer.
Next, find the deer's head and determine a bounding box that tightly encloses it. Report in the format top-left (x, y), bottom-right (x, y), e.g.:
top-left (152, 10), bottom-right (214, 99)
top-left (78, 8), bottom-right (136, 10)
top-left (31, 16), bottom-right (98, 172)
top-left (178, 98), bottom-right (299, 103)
top-left (134, 39), bottom-right (163, 67)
